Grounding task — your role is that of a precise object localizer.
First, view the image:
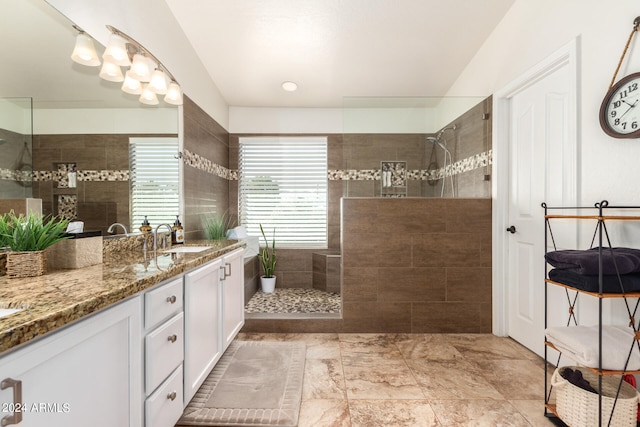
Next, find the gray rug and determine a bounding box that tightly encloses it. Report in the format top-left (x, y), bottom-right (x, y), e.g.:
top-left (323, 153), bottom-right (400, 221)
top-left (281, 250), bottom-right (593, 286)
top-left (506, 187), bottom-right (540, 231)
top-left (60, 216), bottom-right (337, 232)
top-left (178, 341), bottom-right (306, 427)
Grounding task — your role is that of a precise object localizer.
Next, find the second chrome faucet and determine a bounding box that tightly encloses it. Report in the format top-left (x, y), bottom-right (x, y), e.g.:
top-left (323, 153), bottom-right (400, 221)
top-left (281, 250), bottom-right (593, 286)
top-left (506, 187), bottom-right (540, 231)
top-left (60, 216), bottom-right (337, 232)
top-left (153, 224), bottom-right (173, 251)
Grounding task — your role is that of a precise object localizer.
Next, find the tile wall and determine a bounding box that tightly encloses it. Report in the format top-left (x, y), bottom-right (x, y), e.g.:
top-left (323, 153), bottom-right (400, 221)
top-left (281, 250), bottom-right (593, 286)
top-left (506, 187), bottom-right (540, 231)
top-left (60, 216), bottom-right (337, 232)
top-left (30, 133), bottom-right (151, 235)
top-left (243, 198), bottom-right (492, 333)
top-left (340, 197), bottom-right (492, 333)
top-left (182, 96), bottom-right (231, 240)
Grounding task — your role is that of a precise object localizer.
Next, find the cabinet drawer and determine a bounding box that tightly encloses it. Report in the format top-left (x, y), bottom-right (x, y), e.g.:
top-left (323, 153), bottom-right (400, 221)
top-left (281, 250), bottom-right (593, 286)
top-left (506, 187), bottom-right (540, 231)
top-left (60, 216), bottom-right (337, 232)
top-left (145, 364), bottom-right (184, 427)
top-left (145, 277), bottom-right (183, 330)
top-left (145, 312), bottom-right (184, 394)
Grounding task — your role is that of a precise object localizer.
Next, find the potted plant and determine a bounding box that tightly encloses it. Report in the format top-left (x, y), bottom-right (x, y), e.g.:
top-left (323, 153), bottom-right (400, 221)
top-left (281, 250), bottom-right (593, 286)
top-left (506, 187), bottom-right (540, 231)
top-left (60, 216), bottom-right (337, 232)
top-left (0, 212), bottom-right (70, 278)
top-left (258, 224), bottom-right (277, 293)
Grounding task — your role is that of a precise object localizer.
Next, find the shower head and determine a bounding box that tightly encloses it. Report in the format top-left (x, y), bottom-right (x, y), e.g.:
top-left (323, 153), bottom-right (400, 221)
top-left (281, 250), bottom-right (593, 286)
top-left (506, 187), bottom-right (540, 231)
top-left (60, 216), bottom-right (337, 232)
top-left (436, 124), bottom-right (457, 140)
top-left (426, 137), bottom-right (449, 152)
top-left (0, 139), bottom-right (6, 145)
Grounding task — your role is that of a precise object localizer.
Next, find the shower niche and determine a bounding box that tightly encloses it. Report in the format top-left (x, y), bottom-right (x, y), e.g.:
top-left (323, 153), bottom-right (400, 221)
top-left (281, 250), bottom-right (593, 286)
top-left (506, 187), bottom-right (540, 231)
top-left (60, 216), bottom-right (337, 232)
top-left (380, 161), bottom-right (407, 197)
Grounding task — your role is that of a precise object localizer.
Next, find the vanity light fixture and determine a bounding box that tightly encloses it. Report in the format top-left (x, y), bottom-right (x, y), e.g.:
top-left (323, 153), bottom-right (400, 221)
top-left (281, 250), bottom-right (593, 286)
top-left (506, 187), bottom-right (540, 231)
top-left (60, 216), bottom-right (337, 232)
top-left (139, 84), bottom-right (159, 105)
top-left (102, 33), bottom-right (131, 66)
top-left (163, 81), bottom-right (183, 105)
top-left (121, 71), bottom-right (143, 94)
top-left (148, 69), bottom-right (168, 94)
top-left (70, 31), bottom-right (100, 66)
top-left (70, 25), bottom-right (183, 106)
top-left (99, 59), bottom-right (124, 82)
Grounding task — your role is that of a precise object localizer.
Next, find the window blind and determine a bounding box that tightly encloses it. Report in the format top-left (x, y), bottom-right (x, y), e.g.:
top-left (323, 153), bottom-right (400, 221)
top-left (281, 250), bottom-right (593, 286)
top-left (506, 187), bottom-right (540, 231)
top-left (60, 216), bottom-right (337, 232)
top-left (239, 137), bottom-right (328, 248)
top-left (129, 137), bottom-right (179, 229)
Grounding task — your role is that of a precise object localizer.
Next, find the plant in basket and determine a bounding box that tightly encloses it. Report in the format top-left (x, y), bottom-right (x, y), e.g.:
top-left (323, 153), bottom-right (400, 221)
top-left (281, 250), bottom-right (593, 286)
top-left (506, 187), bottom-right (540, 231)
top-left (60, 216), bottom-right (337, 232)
top-left (0, 212), bottom-right (70, 278)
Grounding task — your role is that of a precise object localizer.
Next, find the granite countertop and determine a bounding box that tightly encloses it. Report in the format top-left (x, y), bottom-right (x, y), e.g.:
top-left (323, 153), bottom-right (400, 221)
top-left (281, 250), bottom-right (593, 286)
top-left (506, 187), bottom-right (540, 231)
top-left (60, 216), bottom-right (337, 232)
top-left (0, 239), bottom-right (245, 355)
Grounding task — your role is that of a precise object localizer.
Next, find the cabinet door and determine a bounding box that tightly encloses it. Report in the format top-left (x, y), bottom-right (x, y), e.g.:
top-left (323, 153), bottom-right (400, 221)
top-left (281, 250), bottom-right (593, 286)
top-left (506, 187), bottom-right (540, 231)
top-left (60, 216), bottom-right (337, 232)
top-left (0, 297), bottom-right (142, 427)
top-left (183, 258), bottom-right (222, 405)
top-left (221, 248), bottom-right (245, 350)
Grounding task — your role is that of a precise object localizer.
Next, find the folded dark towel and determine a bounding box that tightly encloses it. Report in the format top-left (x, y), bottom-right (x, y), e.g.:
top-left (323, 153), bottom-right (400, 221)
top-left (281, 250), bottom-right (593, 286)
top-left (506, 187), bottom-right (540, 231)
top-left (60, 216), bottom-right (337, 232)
top-left (548, 268), bottom-right (640, 293)
top-left (545, 247), bottom-right (640, 275)
top-left (560, 367), bottom-right (597, 394)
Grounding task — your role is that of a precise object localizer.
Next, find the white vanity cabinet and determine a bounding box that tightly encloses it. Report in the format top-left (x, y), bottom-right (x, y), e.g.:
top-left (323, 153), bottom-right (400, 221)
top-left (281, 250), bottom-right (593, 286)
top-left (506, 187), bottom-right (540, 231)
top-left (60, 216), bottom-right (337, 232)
top-left (143, 277), bottom-right (184, 427)
top-left (220, 248), bottom-right (245, 351)
top-left (0, 297), bottom-right (142, 427)
top-left (183, 258), bottom-right (223, 404)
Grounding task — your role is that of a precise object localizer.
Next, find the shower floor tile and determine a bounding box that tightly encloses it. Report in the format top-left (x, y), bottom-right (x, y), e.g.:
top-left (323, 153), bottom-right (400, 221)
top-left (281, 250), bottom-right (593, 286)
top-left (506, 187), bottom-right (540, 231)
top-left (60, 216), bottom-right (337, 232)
top-left (244, 288), bottom-right (341, 315)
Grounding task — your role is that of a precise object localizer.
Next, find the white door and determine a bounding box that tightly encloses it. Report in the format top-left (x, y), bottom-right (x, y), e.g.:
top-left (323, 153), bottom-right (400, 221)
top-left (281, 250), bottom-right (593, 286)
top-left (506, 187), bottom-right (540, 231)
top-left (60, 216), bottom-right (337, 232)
top-left (494, 40), bottom-right (577, 356)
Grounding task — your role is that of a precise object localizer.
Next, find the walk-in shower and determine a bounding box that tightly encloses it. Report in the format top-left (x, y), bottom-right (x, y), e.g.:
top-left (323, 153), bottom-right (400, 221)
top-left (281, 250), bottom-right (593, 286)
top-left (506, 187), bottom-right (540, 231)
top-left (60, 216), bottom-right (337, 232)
top-left (427, 125), bottom-right (456, 197)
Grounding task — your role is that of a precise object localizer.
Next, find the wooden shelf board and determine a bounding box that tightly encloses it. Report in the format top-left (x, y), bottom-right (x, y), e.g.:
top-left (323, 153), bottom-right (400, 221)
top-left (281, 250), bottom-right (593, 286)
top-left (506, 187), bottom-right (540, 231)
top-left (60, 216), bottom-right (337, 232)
top-left (545, 279), bottom-right (640, 298)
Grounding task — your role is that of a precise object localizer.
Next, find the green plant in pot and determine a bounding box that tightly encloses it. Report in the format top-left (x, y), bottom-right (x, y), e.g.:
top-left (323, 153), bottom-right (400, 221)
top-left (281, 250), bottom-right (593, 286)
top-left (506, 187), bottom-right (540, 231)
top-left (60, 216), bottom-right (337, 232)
top-left (258, 224), bottom-right (277, 293)
top-left (0, 212), bottom-right (70, 278)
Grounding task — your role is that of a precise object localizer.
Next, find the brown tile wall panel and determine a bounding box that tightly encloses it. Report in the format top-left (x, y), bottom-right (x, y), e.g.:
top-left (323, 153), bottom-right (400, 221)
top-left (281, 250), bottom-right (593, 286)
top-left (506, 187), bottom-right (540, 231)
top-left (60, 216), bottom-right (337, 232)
top-left (342, 267), bottom-right (378, 302)
top-left (378, 267), bottom-right (446, 302)
top-left (182, 96), bottom-right (230, 239)
top-left (446, 267), bottom-right (492, 303)
top-left (280, 271), bottom-right (313, 289)
top-left (339, 197), bottom-right (491, 334)
top-left (413, 233), bottom-right (486, 268)
top-left (411, 302), bottom-right (487, 333)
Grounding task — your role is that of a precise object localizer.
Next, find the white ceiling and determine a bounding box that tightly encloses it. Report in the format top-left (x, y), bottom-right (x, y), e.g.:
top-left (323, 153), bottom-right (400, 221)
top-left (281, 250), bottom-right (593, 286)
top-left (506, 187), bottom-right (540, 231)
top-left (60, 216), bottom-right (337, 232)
top-left (2, 0), bottom-right (515, 109)
top-left (165, 0), bottom-right (516, 107)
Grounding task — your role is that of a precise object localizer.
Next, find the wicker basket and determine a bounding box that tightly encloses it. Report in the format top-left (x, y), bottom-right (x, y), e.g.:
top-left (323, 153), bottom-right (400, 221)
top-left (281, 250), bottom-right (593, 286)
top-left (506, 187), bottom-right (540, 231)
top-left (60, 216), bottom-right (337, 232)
top-left (551, 366), bottom-right (639, 427)
top-left (6, 250), bottom-right (47, 278)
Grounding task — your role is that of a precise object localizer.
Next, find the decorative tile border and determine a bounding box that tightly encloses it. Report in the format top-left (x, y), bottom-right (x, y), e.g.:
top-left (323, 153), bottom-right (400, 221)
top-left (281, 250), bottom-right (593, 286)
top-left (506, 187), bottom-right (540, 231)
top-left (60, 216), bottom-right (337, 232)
top-left (1, 170), bottom-right (130, 184)
top-left (182, 149), bottom-right (234, 180)
top-left (1, 149), bottom-right (491, 186)
top-left (328, 150), bottom-right (492, 181)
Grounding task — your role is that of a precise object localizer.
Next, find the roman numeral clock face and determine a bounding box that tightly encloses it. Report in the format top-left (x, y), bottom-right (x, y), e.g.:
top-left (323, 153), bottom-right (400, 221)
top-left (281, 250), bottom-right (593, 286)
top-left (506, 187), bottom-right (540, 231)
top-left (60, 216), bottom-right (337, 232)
top-left (600, 72), bottom-right (640, 138)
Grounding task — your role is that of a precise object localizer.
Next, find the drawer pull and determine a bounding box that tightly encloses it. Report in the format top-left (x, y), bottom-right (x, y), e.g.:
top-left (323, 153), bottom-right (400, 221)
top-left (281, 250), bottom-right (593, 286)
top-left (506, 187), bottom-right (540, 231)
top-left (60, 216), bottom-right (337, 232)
top-left (166, 295), bottom-right (177, 304)
top-left (167, 334), bottom-right (178, 343)
top-left (1, 378), bottom-right (23, 426)
top-left (167, 391), bottom-right (177, 401)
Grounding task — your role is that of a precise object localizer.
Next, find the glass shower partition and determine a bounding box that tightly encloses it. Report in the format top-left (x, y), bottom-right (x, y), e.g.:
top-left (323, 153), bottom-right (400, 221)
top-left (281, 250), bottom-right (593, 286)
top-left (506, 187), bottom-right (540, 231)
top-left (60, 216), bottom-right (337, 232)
top-left (0, 98), bottom-right (33, 198)
top-left (340, 96), bottom-right (491, 198)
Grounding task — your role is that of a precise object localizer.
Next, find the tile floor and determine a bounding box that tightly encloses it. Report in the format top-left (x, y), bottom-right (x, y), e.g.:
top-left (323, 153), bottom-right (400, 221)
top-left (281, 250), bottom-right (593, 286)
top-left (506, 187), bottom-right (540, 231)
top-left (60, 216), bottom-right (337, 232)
top-left (234, 332), bottom-right (560, 427)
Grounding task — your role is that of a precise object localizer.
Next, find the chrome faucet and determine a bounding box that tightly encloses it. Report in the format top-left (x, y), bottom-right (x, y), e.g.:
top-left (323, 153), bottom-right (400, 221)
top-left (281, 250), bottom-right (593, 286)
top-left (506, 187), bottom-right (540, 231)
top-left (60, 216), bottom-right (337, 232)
top-left (153, 224), bottom-right (173, 251)
top-left (107, 222), bottom-right (129, 236)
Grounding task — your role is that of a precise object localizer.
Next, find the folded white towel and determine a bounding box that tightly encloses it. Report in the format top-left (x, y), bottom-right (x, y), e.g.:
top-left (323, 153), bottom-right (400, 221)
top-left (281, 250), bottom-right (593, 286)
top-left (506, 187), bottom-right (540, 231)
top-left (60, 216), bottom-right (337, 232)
top-left (545, 325), bottom-right (640, 371)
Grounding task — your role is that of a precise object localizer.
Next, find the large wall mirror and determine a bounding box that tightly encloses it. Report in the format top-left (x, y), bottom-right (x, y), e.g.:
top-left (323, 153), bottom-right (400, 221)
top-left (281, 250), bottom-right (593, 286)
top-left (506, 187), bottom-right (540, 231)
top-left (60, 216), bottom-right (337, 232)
top-left (0, 0), bottom-right (179, 235)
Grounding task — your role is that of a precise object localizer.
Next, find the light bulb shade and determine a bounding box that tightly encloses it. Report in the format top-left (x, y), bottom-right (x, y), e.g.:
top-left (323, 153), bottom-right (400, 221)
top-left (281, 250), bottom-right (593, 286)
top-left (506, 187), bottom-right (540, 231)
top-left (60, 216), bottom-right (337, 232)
top-left (148, 69), bottom-right (168, 94)
top-left (129, 54), bottom-right (152, 82)
top-left (71, 33), bottom-right (100, 66)
top-left (99, 59), bottom-right (124, 82)
top-left (103, 34), bottom-right (131, 66)
top-left (121, 71), bottom-right (143, 94)
top-left (164, 82), bottom-right (183, 105)
top-left (139, 84), bottom-right (159, 105)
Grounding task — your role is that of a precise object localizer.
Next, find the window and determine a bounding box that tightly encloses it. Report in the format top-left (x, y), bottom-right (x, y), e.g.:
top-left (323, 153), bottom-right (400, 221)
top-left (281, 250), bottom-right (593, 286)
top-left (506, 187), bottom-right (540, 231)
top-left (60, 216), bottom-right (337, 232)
top-left (239, 137), bottom-right (327, 248)
top-left (129, 137), bottom-right (179, 228)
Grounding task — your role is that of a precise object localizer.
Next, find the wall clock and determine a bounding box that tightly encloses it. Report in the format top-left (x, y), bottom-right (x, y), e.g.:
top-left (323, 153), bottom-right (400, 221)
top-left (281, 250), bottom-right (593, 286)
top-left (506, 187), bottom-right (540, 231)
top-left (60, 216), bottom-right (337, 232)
top-left (599, 16), bottom-right (640, 138)
top-left (599, 72), bottom-right (640, 138)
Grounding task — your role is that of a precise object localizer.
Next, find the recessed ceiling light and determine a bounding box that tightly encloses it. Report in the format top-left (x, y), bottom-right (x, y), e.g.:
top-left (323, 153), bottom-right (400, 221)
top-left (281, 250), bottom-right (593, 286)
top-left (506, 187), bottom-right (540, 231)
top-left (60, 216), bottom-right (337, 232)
top-left (282, 81), bottom-right (298, 92)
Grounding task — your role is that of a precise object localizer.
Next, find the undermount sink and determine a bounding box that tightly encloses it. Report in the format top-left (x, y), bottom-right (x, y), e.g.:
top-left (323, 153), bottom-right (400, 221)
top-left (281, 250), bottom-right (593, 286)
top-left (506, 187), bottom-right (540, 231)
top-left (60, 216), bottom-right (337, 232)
top-left (0, 308), bottom-right (23, 319)
top-left (163, 246), bottom-right (212, 254)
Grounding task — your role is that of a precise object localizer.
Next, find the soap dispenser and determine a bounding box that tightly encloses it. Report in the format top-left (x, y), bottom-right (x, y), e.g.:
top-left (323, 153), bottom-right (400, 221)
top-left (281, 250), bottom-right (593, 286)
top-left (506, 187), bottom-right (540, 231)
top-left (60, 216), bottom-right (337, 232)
top-left (139, 216), bottom-right (152, 234)
top-left (172, 215), bottom-right (184, 244)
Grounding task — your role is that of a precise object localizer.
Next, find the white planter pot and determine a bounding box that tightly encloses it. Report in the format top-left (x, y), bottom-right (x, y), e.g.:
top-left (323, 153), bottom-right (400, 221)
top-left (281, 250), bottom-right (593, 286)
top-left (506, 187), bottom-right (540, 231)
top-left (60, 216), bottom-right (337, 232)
top-left (261, 276), bottom-right (276, 293)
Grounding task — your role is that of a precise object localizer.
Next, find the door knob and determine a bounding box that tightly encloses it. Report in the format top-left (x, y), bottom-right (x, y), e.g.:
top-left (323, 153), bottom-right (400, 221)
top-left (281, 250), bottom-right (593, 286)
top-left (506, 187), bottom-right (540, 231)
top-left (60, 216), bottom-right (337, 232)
top-left (506, 225), bottom-right (516, 234)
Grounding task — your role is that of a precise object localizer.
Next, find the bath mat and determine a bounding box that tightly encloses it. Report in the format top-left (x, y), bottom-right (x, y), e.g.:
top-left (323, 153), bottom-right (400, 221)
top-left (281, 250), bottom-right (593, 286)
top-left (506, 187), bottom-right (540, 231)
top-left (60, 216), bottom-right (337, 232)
top-left (177, 340), bottom-right (306, 427)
